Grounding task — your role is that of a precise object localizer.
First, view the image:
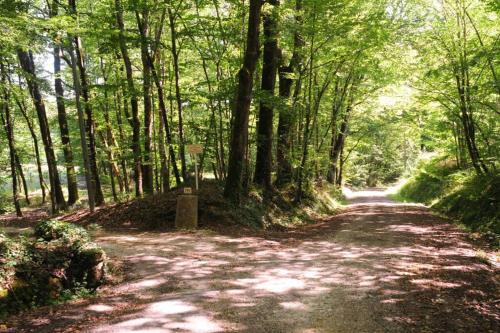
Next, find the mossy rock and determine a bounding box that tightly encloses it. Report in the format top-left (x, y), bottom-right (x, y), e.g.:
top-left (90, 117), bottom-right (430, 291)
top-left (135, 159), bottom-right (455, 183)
top-left (72, 244), bottom-right (107, 288)
top-left (34, 220), bottom-right (90, 245)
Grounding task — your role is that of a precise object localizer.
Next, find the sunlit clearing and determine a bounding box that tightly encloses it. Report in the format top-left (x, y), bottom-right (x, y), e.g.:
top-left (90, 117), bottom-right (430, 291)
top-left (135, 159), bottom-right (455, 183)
top-left (86, 304), bottom-right (114, 312)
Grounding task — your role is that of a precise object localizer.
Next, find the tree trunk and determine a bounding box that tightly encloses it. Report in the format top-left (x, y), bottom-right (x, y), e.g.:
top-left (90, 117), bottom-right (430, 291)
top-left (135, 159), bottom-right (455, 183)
top-left (295, 9), bottom-right (316, 202)
top-left (14, 94), bottom-right (47, 203)
top-left (146, 49), bottom-right (182, 187)
top-left (328, 90), bottom-right (355, 185)
top-left (276, 0), bottom-right (303, 186)
top-left (15, 153), bottom-right (30, 205)
top-left (115, 0), bottom-right (143, 197)
top-left (0, 67), bottom-right (22, 216)
top-left (17, 49), bottom-right (66, 212)
top-left (168, 8), bottom-right (187, 182)
top-left (136, 10), bottom-right (154, 194)
top-left (69, 0), bottom-right (104, 206)
top-left (115, 88), bottom-right (130, 193)
top-left (66, 35), bottom-right (96, 212)
top-left (51, 1), bottom-right (78, 205)
top-left (224, 0), bottom-right (262, 203)
top-left (254, 0), bottom-right (280, 190)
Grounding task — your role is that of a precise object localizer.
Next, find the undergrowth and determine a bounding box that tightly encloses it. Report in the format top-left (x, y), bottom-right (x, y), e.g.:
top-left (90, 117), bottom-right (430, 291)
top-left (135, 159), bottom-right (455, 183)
top-left (0, 220), bottom-right (107, 318)
top-left (396, 157), bottom-right (499, 247)
top-left (65, 180), bottom-right (344, 232)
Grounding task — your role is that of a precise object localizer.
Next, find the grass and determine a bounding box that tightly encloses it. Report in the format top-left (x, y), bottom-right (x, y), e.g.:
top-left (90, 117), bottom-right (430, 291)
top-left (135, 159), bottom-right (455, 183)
top-left (395, 156), bottom-right (499, 248)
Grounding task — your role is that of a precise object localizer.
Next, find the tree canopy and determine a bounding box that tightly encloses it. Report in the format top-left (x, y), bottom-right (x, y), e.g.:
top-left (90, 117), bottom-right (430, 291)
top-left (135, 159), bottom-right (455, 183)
top-left (0, 0), bottom-right (498, 214)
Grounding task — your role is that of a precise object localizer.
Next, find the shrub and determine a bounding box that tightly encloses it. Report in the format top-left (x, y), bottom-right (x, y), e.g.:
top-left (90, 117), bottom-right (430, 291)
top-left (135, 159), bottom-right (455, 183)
top-left (34, 220), bottom-right (90, 244)
top-left (0, 221), bottom-right (107, 317)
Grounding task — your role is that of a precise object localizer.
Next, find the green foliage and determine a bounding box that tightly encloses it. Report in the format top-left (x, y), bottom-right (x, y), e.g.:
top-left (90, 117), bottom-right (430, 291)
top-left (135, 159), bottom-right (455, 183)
top-left (0, 221), bottom-right (106, 317)
top-left (434, 171), bottom-right (500, 240)
top-left (399, 157), bottom-right (458, 204)
top-left (398, 157), bottom-right (500, 246)
top-left (34, 219), bottom-right (90, 243)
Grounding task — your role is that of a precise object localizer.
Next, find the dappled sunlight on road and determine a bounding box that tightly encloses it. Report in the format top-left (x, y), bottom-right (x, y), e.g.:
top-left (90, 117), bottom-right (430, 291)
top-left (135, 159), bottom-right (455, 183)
top-left (6, 192), bottom-right (499, 333)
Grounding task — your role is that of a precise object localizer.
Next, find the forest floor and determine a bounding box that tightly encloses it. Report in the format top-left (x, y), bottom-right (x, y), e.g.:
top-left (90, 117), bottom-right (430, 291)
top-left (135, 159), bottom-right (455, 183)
top-left (1, 189), bottom-right (499, 333)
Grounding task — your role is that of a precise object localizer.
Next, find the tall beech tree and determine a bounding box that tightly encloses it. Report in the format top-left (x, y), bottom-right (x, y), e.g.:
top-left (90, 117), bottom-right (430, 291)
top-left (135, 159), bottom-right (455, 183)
top-left (50, 0), bottom-right (79, 206)
top-left (0, 63), bottom-right (22, 217)
top-left (254, 0), bottom-right (280, 190)
top-left (224, 0), bottom-right (263, 202)
top-left (17, 49), bottom-right (66, 212)
top-left (276, 0), bottom-right (304, 186)
top-left (115, 0), bottom-right (143, 197)
top-left (69, 0), bottom-right (104, 206)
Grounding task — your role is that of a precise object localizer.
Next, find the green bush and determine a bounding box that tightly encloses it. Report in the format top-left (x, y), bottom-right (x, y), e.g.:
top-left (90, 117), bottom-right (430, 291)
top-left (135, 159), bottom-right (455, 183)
top-left (1, 221), bottom-right (107, 317)
top-left (34, 220), bottom-right (90, 244)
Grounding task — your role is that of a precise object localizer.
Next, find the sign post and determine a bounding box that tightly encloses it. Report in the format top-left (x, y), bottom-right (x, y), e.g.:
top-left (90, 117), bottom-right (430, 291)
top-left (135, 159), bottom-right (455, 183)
top-left (187, 144), bottom-right (203, 191)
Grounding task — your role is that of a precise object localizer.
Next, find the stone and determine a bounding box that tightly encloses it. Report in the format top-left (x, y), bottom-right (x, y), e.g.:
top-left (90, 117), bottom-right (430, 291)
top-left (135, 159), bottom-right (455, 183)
top-left (175, 195), bottom-right (198, 230)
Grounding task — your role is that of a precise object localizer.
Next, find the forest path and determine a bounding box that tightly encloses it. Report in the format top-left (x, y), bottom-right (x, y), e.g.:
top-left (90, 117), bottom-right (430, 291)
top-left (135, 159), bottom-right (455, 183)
top-left (5, 190), bottom-right (499, 333)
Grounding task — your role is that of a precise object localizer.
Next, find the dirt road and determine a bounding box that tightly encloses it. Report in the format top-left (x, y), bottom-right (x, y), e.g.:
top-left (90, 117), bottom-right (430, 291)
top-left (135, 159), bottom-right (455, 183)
top-left (4, 189), bottom-right (499, 332)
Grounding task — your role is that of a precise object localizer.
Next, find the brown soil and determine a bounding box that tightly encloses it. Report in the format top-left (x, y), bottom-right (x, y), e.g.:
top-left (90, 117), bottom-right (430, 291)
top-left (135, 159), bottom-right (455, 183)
top-left (1, 190), bottom-right (499, 332)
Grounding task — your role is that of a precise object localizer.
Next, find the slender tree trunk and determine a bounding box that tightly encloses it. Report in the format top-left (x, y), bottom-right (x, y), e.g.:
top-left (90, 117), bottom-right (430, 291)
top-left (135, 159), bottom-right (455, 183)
top-left (17, 50), bottom-right (66, 212)
top-left (51, 1), bottom-right (78, 205)
top-left (115, 88), bottom-right (130, 193)
top-left (69, 0), bottom-right (104, 206)
top-left (115, 0), bottom-right (143, 197)
top-left (327, 75), bottom-right (351, 183)
top-left (329, 90), bottom-right (354, 185)
top-left (168, 8), bottom-right (187, 182)
top-left (66, 37), bottom-right (96, 212)
top-left (100, 58), bottom-right (124, 194)
top-left (136, 10), bottom-right (154, 194)
top-left (276, 0), bottom-right (303, 186)
top-left (146, 49), bottom-right (182, 187)
top-left (254, 0), bottom-right (280, 189)
top-left (0, 67), bottom-right (22, 216)
top-left (15, 95), bottom-right (47, 203)
top-left (224, 0), bottom-right (262, 203)
top-left (158, 98), bottom-right (170, 192)
top-left (15, 153), bottom-right (30, 205)
top-left (295, 9), bottom-right (316, 202)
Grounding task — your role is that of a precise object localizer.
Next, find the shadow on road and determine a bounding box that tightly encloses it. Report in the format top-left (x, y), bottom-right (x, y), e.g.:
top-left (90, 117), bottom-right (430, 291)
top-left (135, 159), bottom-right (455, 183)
top-left (4, 191), bottom-right (499, 333)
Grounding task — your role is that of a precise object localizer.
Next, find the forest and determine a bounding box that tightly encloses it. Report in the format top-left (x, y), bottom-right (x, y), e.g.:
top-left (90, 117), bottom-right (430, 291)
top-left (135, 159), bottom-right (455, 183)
top-left (0, 0), bottom-right (499, 331)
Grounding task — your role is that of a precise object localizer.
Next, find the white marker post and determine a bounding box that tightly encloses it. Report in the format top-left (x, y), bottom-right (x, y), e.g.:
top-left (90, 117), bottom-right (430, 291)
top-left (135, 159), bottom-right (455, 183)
top-left (187, 144), bottom-right (203, 190)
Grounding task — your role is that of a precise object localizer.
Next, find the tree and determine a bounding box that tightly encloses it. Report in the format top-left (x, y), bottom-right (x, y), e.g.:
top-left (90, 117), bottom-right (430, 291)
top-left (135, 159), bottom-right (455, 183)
top-left (224, 0), bottom-right (263, 202)
top-left (254, 0), bottom-right (280, 190)
top-left (50, 0), bottom-right (79, 206)
top-left (115, 0), bottom-right (143, 197)
top-left (17, 49), bottom-right (67, 212)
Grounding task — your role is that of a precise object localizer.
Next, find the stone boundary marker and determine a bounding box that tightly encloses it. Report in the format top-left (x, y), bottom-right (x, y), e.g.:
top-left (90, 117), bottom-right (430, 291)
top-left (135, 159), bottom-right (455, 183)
top-left (175, 190), bottom-right (198, 230)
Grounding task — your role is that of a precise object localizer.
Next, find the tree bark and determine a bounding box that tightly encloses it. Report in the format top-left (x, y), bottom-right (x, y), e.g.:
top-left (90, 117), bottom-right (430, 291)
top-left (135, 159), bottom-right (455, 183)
top-left (69, 0), bottom-right (104, 206)
top-left (15, 153), bottom-right (30, 205)
top-left (14, 93), bottom-right (47, 203)
top-left (224, 0), bottom-right (262, 203)
top-left (136, 9), bottom-right (154, 194)
top-left (51, 1), bottom-right (78, 205)
top-left (146, 49), bottom-right (182, 187)
top-left (254, 0), bottom-right (280, 189)
top-left (168, 8), bottom-right (187, 182)
top-left (17, 49), bottom-right (66, 212)
top-left (65, 37), bottom-right (96, 212)
top-left (115, 0), bottom-right (143, 197)
top-left (276, 0), bottom-right (303, 186)
top-left (0, 66), bottom-right (22, 216)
